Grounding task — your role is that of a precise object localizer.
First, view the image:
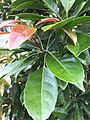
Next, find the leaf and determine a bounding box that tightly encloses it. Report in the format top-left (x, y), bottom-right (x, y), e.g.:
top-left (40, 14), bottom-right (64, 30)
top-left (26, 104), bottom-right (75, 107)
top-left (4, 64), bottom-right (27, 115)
top-left (42, 0), bottom-right (59, 15)
top-left (35, 17), bottom-right (59, 26)
top-left (0, 82), bottom-right (4, 96)
top-left (9, 24), bottom-right (36, 50)
top-left (79, 0), bottom-right (90, 15)
top-left (24, 67), bottom-right (58, 120)
top-left (0, 55), bottom-right (35, 78)
top-left (62, 28), bottom-right (77, 45)
top-left (80, 102), bottom-right (90, 118)
top-left (74, 1), bottom-right (87, 16)
top-left (67, 33), bottom-right (90, 57)
top-left (0, 20), bottom-right (20, 29)
top-left (0, 76), bottom-right (11, 86)
top-left (11, 13), bottom-right (47, 20)
top-left (57, 79), bottom-right (68, 90)
top-left (46, 53), bottom-right (85, 92)
top-left (74, 106), bottom-right (84, 120)
top-left (52, 107), bottom-right (68, 119)
top-left (60, 0), bottom-right (76, 13)
top-left (10, 0), bottom-right (32, 8)
top-left (65, 16), bottom-right (90, 28)
top-left (12, 1), bottom-right (44, 10)
top-left (42, 17), bottom-right (74, 31)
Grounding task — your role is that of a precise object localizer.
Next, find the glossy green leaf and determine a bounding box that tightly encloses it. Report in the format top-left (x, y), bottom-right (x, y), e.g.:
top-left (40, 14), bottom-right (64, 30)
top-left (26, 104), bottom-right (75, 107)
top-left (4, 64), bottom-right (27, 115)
top-left (65, 16), bottom-right (90, 28)
top-left (42, 0), bottom-right (59, 16)
top-left (67, 33), bottom-right (90, 57)
top-left (10, 0), bottom-right (34, 8)
top-left (12, 1), bottom-right (44, 10)
top-left (42, 17), bottom-right (74, 31)
top-left (11, 13), bottom-right (46, 20)
top-left (0, 55), bottom-right (35, 78)
top-left (60, 0), bottom-right (75, 13)
top-left (24, 67), bottom-right (58, 120)
top-left (46, 53), bottom-right (85, 92)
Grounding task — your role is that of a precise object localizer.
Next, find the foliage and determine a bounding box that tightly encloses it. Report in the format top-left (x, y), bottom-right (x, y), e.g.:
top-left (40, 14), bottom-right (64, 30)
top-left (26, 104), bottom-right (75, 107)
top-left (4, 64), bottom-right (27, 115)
top-left (0, 0), bottom-right (90, 120)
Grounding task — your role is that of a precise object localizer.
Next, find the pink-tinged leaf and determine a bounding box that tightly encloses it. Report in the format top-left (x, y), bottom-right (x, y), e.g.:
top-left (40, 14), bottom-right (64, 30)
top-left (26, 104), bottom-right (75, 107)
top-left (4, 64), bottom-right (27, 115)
top-left (62, 28), bottom-right (77, 45)
top-left (0, 20), bottom-right (20, 29)
top-left (35, 18), bottom-right (60, 26)
top-left (9, 24), bottom-right (37, 50)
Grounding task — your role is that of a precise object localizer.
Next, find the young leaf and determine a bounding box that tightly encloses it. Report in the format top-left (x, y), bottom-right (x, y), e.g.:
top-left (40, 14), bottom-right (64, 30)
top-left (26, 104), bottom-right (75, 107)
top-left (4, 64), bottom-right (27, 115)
top-left (9, 24), bottom-right (36, 50)
top-left (46, 53), bottom-right (85, 92)
top-left (62, 28), bottom-right (77, 45)
top-left (67, 33), bottom-right (90, 56)
top-left (0, 20), bottom-right (20, 29)
top-left (35, 18), bottom-right (59, 26)
top-left (42, 17), bottom-right (74, 31)
top-left (24, 67), bottom-right (58, 120)
top-left (60, 0), bottom-right (76, 13)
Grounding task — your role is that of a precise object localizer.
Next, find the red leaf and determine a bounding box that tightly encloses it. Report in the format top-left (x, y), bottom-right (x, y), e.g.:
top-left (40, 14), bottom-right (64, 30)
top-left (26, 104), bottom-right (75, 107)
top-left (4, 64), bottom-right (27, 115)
top-left (9, 24), bottom-right (37, 50)
top-left (0, 20), bottom-right (20, 29)
top-left (35, 18), bottom-right (60, 26)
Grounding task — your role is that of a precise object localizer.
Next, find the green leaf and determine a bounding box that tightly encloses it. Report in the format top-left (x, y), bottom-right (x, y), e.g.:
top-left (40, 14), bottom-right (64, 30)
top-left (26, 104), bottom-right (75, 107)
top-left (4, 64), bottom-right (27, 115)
top-left (42, 0), bottom-right (59, 16)
top-left (80, 102), bottom-right (90, 118)
top-left (57, 79), bottom-right (68, 90)
top-left (24, 67), bottom-right (58, 120)
top-left (10, 0), bottom-right (34, 8)
top-left (0, 55), bottom-right (35, 78)
top-left (74, 106), bottom-right (84, 120)
top-left (42, 17), bottom-right (74, 31)
top-left (74, 1), bottom-right (87, 16)
top-left (67, 33), bottom-right (90, 57)
top-left (52, 107), bottom-right (68, 119)
top-left (46, 53), bottom-right (85, 92)
top-left (12, 1), bottom-right (44, 10)
top-left (60, 0), bottom-right (76, 13)
top-left (9, 13), bottom-right (46, 20)
top-left (79, 1), bottom-right (90, 15)
top-left (65, 16), bottom-right (90, 28)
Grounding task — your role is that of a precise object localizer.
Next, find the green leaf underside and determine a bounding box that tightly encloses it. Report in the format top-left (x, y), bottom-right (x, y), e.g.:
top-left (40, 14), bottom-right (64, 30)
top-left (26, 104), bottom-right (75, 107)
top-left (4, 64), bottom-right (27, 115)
top-left (24, 67), bottom-right (58, 120)
top-left (60, 0), bottom-right (76, 13)
top-left (12, 1), bottom-right (44, 10)
top-left (42, 17), bottom-right (74, 31)
top-left (46, 53), bottom-right (85, 92)
top-left (42, 0), bottom-right (59, 15)
top-left (67, 33), bottom-right (90, 56)
top-left (0, 55), bottom-right (35, 78)
top-left (9, 13), bottom-right (46, 20)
